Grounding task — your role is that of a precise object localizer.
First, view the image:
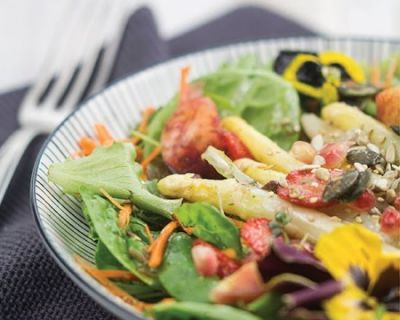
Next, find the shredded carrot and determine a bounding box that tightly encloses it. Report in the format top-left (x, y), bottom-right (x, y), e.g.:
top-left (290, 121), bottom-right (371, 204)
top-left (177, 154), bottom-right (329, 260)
top-left (176, 219), bottom-right (194, 235)
top-left (118, 204), bottom-right (132, 229)
top-left (384, 58), bottom-right (399, 88)
top-left (148, 221), bottom-right (179, 268)
top-left (144, 224), bottom-right (154, 245)
top-left (135, 146), bottom-right (144, 162)
top-left (93, 269), bottom-right (137, 281)
top-left (100, 188), bottom-right (124, 210)
top-left (95, 123), bottom-right (113, 145)
top-left (179, 66), bottom-right (191, 104)
top-left (132, 107), bottom-right (156, 145)
top-left (75, 256), bottom-right (146, 310)
top-left (78, 137), bottom-right (97, 156)
top-left (222, 248), bottom-right (237, 259)
top-left (370, 63), bottom-right (381, 87)
top-left (140, 146), bottom-right (162, 180)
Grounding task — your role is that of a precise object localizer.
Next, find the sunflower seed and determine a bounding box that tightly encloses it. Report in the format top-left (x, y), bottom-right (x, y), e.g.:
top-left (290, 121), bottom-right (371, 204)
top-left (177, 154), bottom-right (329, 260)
top-left (385, 143), bottom-right (396, 163)
top-left (386, 189), bottom-right (397, 204)
top-left (313, 155), bottom-right (326, 166)
top-left (311, 134), bottom-right (324, 151)
top-left (315, 167), bottom-right (330, 181)
top-left (367, 143), bottom-right (380, 154)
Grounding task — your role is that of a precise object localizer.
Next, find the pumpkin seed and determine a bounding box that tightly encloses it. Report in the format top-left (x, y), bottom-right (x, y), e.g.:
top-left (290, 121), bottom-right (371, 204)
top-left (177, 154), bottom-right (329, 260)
top-left (346, 147), bottom-right (383, 166)
top-left (323, 170), bottom-right (359, 202)
top-left (342, 170), bottom-right (371, 201)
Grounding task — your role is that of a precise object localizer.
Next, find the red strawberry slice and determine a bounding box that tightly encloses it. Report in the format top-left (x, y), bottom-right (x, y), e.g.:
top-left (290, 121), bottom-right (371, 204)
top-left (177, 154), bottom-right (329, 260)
top-left (192, 240), bottom-right (240, 278)
top-left (240, 218), bottom-right (272, 259)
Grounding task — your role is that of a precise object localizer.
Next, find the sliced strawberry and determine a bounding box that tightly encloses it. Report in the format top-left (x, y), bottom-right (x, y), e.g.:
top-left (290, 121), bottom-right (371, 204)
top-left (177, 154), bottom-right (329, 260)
top-left (210, 262), bottom-right (265, 304)
top-left (319, 142), bottom-right (350, 169)
top-left (192, 240), bottom-right (240, 278)
top-left (394, 196), bottom-right (400, 211)
top-left (349, 189), bottom-right (376, 211)
top-left (240, 218), bottom-right (272, 259)
top-left (277, 169), bottom-right (339, 208)
top-left (380, 206), bottom-right (400, 239)
top-left (220, 130), bottom-right (252, 160)
top-left (192, 242), bottom-right (219, 277)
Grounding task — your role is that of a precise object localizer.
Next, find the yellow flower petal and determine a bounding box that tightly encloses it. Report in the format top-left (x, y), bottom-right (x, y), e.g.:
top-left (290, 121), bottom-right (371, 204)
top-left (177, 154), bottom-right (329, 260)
top-left (315, 224), bottom-right (383, 281)
top-left (324, 286), bottom-right (374, 320)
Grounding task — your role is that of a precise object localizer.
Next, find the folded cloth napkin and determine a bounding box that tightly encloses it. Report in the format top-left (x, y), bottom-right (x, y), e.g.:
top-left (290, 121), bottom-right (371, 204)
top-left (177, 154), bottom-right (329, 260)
top-left (0, 6), bottom-right (313, 319)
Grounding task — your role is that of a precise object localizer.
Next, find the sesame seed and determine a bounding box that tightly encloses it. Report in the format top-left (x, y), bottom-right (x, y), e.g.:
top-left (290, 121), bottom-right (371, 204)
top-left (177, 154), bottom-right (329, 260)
top-left (354, 162), bottom-right (367, 172)
top-left (355, 216), bottom-right (362, 223)
top-left (309, 197), bottom-right (318, 203)
top-left (315, 168), bottom-right (330, 181)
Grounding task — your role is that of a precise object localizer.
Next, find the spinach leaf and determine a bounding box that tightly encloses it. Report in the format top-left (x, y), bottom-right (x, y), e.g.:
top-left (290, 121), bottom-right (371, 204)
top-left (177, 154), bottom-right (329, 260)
top-left (95, 241), bottom-right (124, 270)
top-left (115, 281), bottom-right (166, 302)
top-left (200, 56), bottom-right (301, 150)
top-left (159, 233), bottom-right (217, 302)
top-left (175, 202), bottom-right (242, 256)
top-left (152, 301), bottom-right (262, 320)
top-left (49, 142), bottom-right (181, 218)
top-left (246, 292), bottom-right (283, 319)
top-left (81, 189), bottom-right (153, 284)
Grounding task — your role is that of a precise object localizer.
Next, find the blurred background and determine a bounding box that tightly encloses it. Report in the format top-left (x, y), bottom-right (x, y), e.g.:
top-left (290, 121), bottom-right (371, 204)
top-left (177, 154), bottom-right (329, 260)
top-left (1, 0), bottom-right (399, 94)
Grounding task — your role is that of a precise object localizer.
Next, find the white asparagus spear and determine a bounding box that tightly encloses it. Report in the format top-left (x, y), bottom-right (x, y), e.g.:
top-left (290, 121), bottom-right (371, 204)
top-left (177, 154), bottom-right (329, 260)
top-left (158, 174), bottom-right (343, 242)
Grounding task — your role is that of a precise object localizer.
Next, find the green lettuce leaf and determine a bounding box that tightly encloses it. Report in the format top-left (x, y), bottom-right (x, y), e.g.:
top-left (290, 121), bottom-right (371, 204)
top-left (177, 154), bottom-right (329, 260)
top-left (48, 142), bottom-right (181, 218)
top-left (175, 202), bottom-right (242, 256)
top-left (199, 56), bottom-right (301, 150)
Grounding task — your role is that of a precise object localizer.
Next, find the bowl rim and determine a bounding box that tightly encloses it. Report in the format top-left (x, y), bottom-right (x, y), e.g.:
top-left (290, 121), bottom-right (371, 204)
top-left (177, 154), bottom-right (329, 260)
top-left (30, 36), bottom-right (400, 319)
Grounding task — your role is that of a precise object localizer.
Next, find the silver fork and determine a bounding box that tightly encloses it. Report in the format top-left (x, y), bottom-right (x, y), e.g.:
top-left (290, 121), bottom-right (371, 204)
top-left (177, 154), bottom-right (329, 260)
top-left (0, 0), bottom-right (130, 204)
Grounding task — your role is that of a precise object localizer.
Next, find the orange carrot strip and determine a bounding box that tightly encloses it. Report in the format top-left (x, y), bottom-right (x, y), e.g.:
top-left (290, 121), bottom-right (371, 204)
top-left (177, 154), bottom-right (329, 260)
top-left (100, 188), bottom-right (124, 210)
top-left (118, 204), bottom-right (132, 229)
top-left (179, 66), bottom-right (191, 104)
top-left (384, 58), bottom-right (399, 88)
top-left (132, 107), bottom-right (156, 145)
top-left (370, 63), bottom-right (381, 87)
top-left (95, 123), bottom-right (113, 145)
top-left (144, 224), bottom-right (154, 245)
top-left (135, 146), bottom-right (144, 162)
top-left (176, 219), bottom-right (194, 235)
top-left (140, 146), bottom-right (162, 180)
top-left (75, 257), bottom-right (146, 310)
top-left (78, 137), bottom-right (97, 156)
top-left (148, 221), bottom-right (179, 268)
top-left (94, 270), bottom-right (137, 281)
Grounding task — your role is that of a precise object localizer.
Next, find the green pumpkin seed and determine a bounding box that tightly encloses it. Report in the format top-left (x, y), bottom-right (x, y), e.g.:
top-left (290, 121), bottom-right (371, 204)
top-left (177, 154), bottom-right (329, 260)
top-left (323, 170), bottom-right (360, 202)
top-left (346, 147), bottom-right (383, 166)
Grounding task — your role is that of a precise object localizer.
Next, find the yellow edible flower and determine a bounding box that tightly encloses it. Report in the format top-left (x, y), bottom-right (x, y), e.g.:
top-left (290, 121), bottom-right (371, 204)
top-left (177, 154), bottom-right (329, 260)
top-left (315, 224), bottom-right (400, 320)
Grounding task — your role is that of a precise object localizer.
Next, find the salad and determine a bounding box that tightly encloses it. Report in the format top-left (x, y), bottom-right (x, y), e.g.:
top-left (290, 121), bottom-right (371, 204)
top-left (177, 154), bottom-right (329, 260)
top-left (48, 51), bottom-right (400, 320)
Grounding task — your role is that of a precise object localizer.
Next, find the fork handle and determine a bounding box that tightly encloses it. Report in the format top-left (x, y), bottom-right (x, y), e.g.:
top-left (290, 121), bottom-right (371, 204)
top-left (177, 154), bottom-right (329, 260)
top-left (0, 127), bottom-right (38, 205)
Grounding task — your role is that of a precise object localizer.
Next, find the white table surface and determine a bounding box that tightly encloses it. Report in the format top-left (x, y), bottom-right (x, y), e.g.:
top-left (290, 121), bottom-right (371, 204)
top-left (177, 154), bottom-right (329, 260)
top-left (1, 0), bottom-right (399, 94)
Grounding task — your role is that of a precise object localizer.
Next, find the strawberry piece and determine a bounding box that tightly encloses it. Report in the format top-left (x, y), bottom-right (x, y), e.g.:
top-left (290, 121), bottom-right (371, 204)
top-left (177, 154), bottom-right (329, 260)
top-left (394, 196), bottom-right (400, 211)
top-left (220, 130), bottom-right (252, 160)
top-left (380, 206), bottom-right (400, 238)
top-left (192, 240), bottom-right (240, 278)
top-left (277, 169), bottom-right (338, 208)
top-left (349, 189), bottom-right (376, 211)
top-left (319, 142), bottom-right (350, 169)
top-left (240, 218), bottom-right (272, 259)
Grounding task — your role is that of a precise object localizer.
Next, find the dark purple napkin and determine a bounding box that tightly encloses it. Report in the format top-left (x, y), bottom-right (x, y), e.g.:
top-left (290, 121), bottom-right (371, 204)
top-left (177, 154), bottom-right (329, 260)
top-left (0, 6), bottom-right (313, 319)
